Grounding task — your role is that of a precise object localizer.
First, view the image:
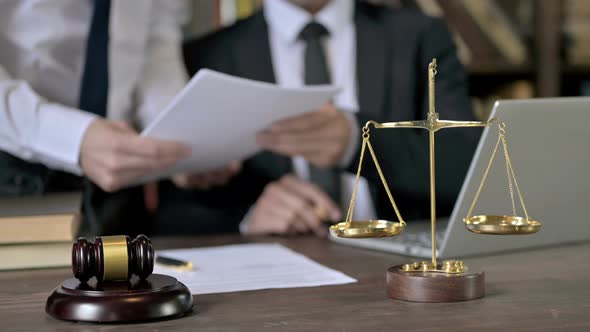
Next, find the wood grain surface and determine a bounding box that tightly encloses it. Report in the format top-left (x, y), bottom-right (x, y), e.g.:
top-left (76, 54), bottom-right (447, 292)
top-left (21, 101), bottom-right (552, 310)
top-left (1, 235), bottom-right (589, 331)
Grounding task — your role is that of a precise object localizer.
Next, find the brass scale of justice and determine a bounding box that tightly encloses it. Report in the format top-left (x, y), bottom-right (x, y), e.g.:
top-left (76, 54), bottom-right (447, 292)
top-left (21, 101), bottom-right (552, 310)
top-left (329, 58), bottom-right (541, 302)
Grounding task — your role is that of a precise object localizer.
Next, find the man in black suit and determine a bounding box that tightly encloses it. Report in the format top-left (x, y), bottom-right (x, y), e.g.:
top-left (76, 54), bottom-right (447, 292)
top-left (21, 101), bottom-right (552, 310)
top-left (158, 0), bottom-right (479, 236)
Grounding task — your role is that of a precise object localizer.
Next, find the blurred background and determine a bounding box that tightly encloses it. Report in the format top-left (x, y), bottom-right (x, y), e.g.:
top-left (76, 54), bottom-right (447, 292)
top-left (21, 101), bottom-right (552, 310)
top-left (184, 0), bottom-right (589, 120)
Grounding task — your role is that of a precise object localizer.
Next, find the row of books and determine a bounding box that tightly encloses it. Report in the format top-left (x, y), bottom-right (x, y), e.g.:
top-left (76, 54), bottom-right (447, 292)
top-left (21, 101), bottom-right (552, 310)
top-left (187, 0), bottom-right (590, 68)
top-left (411, 0), bottom-right (529, 67)
top-left (0, 193), bottom-right (80, 271)
top-left (185, 0), bottom-right (530, 67)
top-left (564, 0), bottom-right (590, 66)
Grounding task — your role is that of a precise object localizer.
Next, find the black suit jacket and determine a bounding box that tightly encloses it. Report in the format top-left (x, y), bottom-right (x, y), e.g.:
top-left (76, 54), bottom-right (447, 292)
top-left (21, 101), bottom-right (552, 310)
top-left (160, 3), bottom-right (480, 231)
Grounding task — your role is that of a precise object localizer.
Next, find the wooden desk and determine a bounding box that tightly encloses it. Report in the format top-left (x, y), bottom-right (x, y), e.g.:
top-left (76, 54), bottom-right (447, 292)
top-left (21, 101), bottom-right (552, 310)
top-left (1, 235), bottom-right (589, 331)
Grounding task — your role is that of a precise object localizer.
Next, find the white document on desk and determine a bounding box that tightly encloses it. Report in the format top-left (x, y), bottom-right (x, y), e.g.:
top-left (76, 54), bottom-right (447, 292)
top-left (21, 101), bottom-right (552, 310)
top-left (153, 243), bottom-right (356, 295)
top-left (141, 69), bottom-right (338, 181)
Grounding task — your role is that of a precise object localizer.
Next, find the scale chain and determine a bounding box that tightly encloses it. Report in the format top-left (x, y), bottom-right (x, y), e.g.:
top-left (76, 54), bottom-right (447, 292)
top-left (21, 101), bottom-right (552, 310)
top-left (344, 135), bottom-right (368, 225)
top-left (465, 122), bottom-right (530, 220)
top-left (465, 125), bottom-right (503, 219)
top-left (502, 132), bottom-right (530, 221)
top-left (366, 139), bottom-right (405, 225)
top-left (501, 124), bottom-right (517, 217)
top-left (344, 125), bottom-right (405, 226)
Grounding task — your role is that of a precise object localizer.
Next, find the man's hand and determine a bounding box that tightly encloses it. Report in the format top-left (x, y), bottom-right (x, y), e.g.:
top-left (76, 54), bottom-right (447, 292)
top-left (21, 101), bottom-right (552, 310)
top-left (245, 175), bottom-right (341, 237)
top-left (80, 119), bottom-right (190, 192)
top-left (256, 103), bottom-right (352, 168)
top-left (171, 161), bottom-right (242, 189)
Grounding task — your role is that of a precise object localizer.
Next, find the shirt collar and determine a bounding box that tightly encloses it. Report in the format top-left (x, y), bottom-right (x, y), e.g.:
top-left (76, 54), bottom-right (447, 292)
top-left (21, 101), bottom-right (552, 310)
top-left (263, 0), bottom-right (354, 43)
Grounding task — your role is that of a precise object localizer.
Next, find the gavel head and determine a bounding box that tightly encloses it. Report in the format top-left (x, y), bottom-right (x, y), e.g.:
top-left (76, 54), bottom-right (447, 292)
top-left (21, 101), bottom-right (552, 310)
top-left (72, 235), bottom-right (154, 283)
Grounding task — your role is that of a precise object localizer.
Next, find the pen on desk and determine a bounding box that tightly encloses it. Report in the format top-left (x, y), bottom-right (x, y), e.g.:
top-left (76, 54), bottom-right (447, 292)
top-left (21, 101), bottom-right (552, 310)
top-left (155, 255), bottom-right (195, 271)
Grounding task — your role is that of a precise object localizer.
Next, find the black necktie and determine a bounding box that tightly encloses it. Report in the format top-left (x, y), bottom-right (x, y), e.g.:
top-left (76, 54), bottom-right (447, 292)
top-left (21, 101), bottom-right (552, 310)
top-left (298, 21), bottom-right (341, 206)
top-left (37, 0), bottom-right (112, 195)
top-left (78, 0), bottom-right (112, 236)
top-left (78, 0), bottom-right (111, 116)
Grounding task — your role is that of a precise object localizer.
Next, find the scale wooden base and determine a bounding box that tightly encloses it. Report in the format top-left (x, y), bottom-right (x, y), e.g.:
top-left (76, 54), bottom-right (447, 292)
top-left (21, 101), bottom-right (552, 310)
top-left (45, 274), bottom-right (193, 323)
top-left (386, 265), bottom-right (485, 302)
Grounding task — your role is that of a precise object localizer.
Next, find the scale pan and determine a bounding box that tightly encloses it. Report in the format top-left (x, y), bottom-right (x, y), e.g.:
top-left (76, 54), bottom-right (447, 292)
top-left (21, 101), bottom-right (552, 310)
top-left (464, 215), bottom-right (541, 235)
top-left (329, 220), bottom-right (404, 238)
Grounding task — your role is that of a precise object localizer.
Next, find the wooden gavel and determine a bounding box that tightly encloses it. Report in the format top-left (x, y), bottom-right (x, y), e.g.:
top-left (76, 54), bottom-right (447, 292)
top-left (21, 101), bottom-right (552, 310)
top-left (72, 235), bottom-right (154, 283)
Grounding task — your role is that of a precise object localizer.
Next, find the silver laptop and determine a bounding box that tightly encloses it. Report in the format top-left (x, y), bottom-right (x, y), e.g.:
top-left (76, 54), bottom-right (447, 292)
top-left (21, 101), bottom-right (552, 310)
top-left (331, 97), bottom-right (590, 258)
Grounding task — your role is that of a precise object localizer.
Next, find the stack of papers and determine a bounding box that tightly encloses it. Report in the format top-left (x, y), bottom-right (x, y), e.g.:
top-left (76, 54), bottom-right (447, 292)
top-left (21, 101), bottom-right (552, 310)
top-left (141, 69), bottom-right (338, 181)
top-left (153, 243), bottom-right (356, 295)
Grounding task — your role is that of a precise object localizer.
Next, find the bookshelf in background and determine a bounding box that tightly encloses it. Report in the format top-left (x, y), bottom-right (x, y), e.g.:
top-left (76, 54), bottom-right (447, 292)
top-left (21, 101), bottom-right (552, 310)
top-left (408, 0), bottom-right (590, 118)
top-left (185, 0), bottom-right (262, 38)
top-left (563, 0), bottom-right (590, 97)
top-left (185, 0), bottom-right (590, 119)
top-left (409, 0), bottom-right (534, 119)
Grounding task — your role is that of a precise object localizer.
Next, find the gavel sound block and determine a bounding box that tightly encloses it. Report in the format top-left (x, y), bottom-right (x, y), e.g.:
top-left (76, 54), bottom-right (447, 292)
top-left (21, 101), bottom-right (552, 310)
top-left (45, 235), bottom-right (193, 323)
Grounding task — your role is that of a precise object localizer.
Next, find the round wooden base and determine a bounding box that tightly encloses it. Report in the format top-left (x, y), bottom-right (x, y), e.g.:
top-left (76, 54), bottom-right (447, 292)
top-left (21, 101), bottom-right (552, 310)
top-left (386, 265), bottom-right (485, 302)
top-left (45, 274), bottom-right (193, 323)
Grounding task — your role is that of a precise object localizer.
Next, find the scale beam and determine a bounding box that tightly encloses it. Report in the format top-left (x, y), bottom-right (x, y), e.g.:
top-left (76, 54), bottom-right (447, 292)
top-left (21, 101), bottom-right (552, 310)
top-left (368, 118), bottom-right (493, 132)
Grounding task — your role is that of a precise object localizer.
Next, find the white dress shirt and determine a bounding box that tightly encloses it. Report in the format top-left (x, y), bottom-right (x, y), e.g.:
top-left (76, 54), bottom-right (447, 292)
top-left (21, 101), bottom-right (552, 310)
top-left (262, 0), bottom-right (376, 221)
top-left (0, 0), bottom-right (189, 174)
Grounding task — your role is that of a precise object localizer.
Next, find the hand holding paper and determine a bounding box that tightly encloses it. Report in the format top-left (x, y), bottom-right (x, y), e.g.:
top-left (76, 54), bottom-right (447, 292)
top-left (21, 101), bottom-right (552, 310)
top-left (80, 119), bottom-right (191, 192)
top-left (256, 103), bottom-right (353, 168)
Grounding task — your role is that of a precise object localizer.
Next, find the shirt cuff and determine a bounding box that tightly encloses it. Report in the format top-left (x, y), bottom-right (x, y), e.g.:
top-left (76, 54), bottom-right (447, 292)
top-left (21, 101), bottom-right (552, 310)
top-left (339, 111), bottom-right (360, 168)
top-left (31, 104), bottom-right (98, 175)
top-left (238, 204), bottom-right (256, 234)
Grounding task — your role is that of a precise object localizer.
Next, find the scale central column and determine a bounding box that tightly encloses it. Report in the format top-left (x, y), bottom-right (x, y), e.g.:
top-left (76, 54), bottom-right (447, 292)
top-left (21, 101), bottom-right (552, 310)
top-left (429, 129), bottom-right (437, 267)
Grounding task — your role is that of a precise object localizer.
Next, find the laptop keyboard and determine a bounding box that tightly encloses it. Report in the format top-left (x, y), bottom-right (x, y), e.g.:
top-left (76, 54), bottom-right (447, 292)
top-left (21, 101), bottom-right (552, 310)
top-left (399, 229), bottom-right (444, 250)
